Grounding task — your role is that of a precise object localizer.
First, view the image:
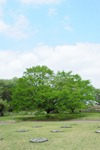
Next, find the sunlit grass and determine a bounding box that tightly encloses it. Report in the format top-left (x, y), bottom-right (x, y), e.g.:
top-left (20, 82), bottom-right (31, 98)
top-left (0, 120), bottom-right (100, 150)
top-left (78, 112), bottom-right (100, 120)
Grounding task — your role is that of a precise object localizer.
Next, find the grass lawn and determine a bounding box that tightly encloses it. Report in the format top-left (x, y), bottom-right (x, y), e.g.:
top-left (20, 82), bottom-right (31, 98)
top-left (0, 113), bottom-right (100, 150)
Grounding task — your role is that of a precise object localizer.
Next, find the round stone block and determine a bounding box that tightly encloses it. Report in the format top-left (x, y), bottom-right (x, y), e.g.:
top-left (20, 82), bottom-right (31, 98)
top-left (0, 137), bottom-right (3, 140)
top-left (61, 125), bottom-right (72, 128)
top-left (95, 130), bottom-right (100, 133)
top-left (17, 129), bottom-right (28, 132)
top-left (29, 138), bottom-right (48, 143)
top-left (51, 130), bottom-right (63, 133)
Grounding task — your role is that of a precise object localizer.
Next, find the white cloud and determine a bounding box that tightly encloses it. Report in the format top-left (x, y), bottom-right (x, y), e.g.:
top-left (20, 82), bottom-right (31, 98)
top-left (0, 0), bottom-right (7, 17)
top-left (0, 42), bottom-right (100, 88)
top-left (0, 0), bottom-right (6, 5)
top-left (48, 8), bottom-right (57, 16)
top-left (8, 15), bottom-right (29, 39)
top-left (0, 50), bottom-right (39, 78)
top-left (19, 0), bottom-right (61, 4)
top-left (0, 7), bottom-right (3, 17)
top-left (0, 15), bottom-right (29, 39)
top-left (64, 24), bottom-right (73, 31)
top-left (0, 19), bottom-right (8, 31)
top-left (0, 0), bottom-right (30, 39)
top-left (63, 15), bottom-right (73, 31)
top-left (64, 16), bottom-right (70, 21)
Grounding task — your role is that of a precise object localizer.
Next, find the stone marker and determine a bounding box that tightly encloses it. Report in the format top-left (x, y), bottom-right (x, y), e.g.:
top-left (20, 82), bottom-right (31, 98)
top-left (17, 129), bottom-right (29, 132)
top-left (61, 125), bottom-right (72, 128)
top-left (0, 137), bottom-right (3, 140)
top-left (29, 138), bottom-right (48, 143)
top-left (95, 130), bottom-right (100, 133)
top-left (51, 130), bottom-right (63, 133)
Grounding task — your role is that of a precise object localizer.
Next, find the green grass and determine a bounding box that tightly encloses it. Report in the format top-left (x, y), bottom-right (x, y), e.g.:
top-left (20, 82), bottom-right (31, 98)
top-left (0, 120), bottom-right (100, 150)
top-left (0, 112), bottom-right (100, 150)
top-left (78, 112), bottom-right (100, 120)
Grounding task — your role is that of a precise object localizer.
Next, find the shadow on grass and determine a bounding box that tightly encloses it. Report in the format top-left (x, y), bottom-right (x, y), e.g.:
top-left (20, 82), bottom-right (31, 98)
top-left (14, 113), bottom-right (86, 121)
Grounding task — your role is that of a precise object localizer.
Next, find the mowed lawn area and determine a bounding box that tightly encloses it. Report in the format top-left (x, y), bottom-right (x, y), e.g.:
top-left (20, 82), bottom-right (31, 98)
top-left (0, 115), bottom-right (100, 150)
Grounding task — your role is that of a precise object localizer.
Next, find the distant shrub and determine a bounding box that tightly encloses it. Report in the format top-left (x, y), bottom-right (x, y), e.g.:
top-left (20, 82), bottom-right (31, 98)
top-left (0, 99), bottom-right (9, 116)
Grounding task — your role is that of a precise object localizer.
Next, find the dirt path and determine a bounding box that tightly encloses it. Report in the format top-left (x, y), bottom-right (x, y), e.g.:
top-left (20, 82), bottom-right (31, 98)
top-left (0, 121), bottom-right (16, 124)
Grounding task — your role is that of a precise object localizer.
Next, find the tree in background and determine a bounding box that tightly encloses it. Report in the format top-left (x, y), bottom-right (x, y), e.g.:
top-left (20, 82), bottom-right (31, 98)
top-left (52, 71), bottom-right (95, 113)
top-left (0, 78), bottom-right (18, 102)
top-left (0, 99), bottom-right (9, 116)
top-left (0, 78), bottom-right (18, 112)
top-left (94, 88), bottom-right (100, 104)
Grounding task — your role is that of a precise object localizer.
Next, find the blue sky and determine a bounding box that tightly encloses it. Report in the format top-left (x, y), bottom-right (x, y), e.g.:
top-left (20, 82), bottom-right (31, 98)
top-left (0, 0), bottom-right (100, 88)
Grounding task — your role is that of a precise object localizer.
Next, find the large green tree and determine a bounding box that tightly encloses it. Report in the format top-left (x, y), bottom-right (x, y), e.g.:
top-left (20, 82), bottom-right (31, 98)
top-left (11, 66), bottom-right (95, 114)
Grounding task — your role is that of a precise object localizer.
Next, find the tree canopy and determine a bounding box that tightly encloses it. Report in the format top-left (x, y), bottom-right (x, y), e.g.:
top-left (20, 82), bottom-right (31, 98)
top-left (11, 65), bottom-right (95, 113)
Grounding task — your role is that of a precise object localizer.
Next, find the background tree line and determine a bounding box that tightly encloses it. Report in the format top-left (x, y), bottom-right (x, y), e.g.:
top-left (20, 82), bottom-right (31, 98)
top-left (0, 65), bottom-right (100, 116)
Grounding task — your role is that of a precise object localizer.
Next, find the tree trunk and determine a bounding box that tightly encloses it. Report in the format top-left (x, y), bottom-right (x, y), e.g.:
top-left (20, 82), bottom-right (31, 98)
top-left (46, 108), bottom-right (54, 114)
top-left (0, 110), bottom-right (4, 116)
top-left (0, 105), bottom-right (4, 117)
top-left (70, 107), bottom-right (75, 113)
